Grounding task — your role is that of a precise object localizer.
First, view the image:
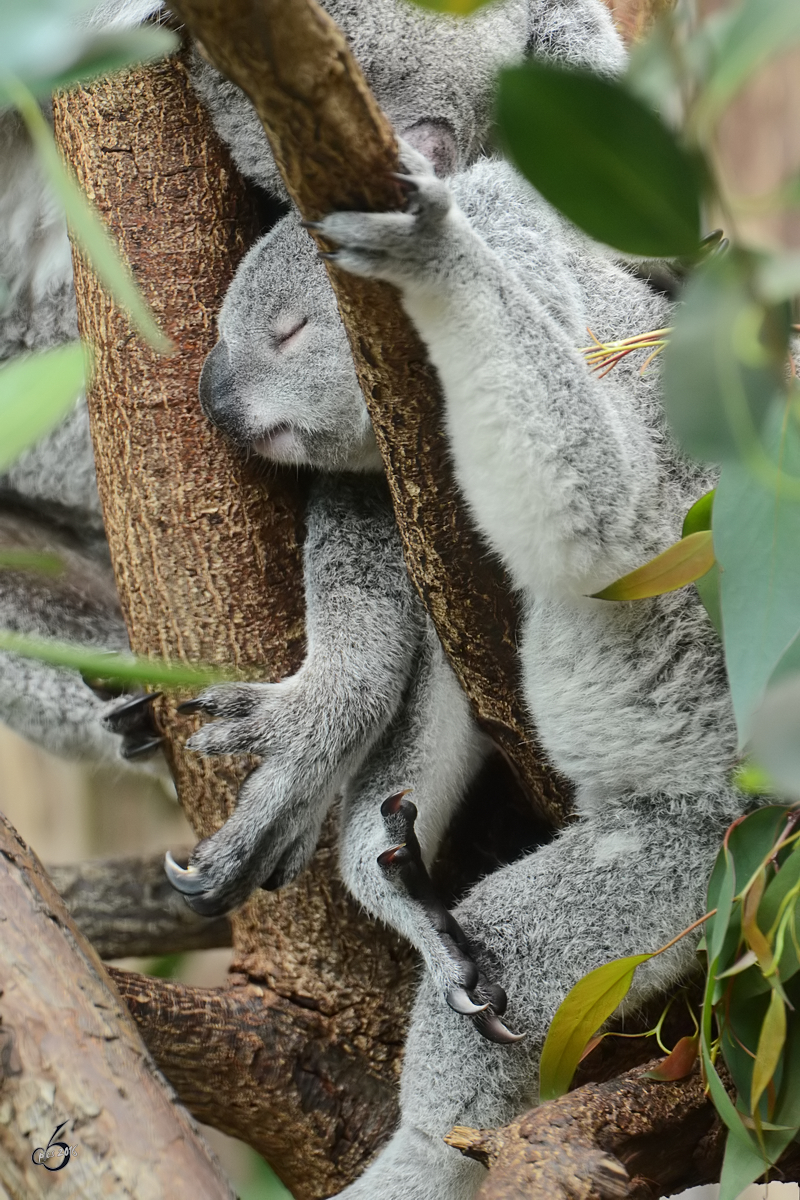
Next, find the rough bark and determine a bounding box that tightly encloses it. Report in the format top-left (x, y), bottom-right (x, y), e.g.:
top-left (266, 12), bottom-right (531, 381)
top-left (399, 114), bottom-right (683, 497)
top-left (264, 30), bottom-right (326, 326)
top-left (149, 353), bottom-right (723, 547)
top-left (447, 1061), bottom-right (725, 1200)
top-left (0, 812), bottom-right (234, 1200)
top-left (448, 1058), bottom-right (800, 1200)
top-left (53, 58), bottom-right (418, 1198)
top-left (49, 852), bottom-right (232, 959)
top-left (108, 966), bottom-right (403, 1197)
top-left (167, 0), bottom-right (570, 827)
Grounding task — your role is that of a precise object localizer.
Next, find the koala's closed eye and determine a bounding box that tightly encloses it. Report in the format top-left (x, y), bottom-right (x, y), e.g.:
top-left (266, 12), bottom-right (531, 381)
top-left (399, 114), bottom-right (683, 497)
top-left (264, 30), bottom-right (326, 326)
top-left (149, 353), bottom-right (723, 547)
top-left (274, 317), bottom-right (308, 350)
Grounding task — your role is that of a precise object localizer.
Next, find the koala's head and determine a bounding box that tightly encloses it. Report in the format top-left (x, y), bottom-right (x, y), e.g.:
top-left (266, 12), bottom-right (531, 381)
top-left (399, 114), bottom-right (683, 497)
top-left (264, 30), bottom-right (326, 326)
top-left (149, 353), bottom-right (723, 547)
top-left (200, 213), bottom-right (382, 473)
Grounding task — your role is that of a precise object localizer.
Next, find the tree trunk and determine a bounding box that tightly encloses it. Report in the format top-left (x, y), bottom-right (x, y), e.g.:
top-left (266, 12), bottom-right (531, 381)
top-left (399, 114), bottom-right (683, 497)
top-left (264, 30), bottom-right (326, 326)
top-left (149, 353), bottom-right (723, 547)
top-left (0, 812), bottom-right (234, 1199)
top-left (166, 0), bottom-right (570, 826)
top-left (53, 53), bottom-right (418, 1199)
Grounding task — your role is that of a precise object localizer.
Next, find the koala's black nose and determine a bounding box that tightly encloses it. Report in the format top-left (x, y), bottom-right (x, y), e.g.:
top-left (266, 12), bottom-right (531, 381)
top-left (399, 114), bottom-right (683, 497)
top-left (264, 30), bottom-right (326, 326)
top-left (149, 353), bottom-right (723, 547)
top-left (199, 340), bottom-right (242, 441)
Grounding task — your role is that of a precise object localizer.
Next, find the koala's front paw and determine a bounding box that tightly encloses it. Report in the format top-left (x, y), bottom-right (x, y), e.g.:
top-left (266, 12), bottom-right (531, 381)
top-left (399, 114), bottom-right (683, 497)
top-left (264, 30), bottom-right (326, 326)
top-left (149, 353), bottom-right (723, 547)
top-left (310, 144), bottom-right (454, 288)
top-left (166, 675), bottom-right (335, 916)
top-left (101, 692), bottom-right (163, 761)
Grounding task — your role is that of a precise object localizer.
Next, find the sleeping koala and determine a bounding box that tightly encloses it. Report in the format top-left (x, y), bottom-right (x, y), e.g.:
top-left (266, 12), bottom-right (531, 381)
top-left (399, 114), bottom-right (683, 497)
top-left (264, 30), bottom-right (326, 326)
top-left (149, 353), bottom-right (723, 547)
top-left (299, 145), bottom-right (748, 1200)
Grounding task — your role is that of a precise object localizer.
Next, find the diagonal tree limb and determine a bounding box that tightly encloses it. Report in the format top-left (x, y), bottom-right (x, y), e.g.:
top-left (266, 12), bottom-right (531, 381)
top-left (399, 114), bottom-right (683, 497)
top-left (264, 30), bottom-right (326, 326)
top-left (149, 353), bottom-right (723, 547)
top-left (0, 811), bottom-right (234, 1199)
top-left (166, 0), bottom-right (571, 826)
top-left (48, 852), bottom-right (232, 959)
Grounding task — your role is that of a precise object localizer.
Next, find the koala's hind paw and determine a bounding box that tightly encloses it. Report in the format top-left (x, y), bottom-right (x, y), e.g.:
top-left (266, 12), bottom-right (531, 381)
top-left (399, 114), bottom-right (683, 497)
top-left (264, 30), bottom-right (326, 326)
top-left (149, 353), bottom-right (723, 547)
top-left (102, 691), bottom-right (164, 760)
top-left (378, 790), bottom-right (524, 1046)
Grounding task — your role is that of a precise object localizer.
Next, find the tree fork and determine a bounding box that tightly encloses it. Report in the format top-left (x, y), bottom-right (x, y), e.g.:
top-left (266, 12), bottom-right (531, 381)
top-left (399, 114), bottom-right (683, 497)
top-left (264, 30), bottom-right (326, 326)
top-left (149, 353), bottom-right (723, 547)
top-left (166, 0), bottom-right (570, 827)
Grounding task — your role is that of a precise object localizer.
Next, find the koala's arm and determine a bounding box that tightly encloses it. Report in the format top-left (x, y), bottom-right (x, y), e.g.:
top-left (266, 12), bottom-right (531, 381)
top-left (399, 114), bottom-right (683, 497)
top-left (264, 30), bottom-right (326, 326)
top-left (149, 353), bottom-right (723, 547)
top-left (170, 474), bottom-right (427, 912)
top-left (318, 156), bottom-right (659, 601)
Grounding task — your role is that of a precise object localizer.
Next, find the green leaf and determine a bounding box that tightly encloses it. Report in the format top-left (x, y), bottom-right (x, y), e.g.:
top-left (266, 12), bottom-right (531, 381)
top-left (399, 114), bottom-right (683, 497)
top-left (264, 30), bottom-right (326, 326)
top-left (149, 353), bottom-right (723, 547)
top-left (662, 251), bottom-right (790, 463)
top-left (539, 953), bottom-right (652, 1102)
top-left (42, 28), bottom-right (178, 96)
top-left (708, 847), bottom-right (737, 965)
top-left (496, 62), bottom-right (703, 257)
top-left (592, 530), bottom-right (715, 601)
top-left (0, 345), bottom-right (86, 474)
top-left (4, 77), bottom-right (170, 353)
top-left (0, 550), bottom-right (64, 576)
top-left (751, 988), bottom-right (787, 1114)
top-left (404, 0), bottom-right (495, 11)
top-left (0, 630), bottom-right (234, 690)
top-left (695, 0), bottom-right (800, 132)
top-left (715, 406), bottom-right (800, 742)
top-left (752, 676), bottom-right (800, 800)
top-left (682, 490), bottom-right (716, 537)
top-left (718, 1120), bottom-right (769, 1200)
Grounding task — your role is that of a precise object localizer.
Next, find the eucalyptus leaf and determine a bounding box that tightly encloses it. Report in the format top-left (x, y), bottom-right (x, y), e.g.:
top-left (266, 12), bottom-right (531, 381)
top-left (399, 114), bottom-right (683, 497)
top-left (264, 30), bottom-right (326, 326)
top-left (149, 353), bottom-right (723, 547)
top-left (405, 0), bottom-right (495, 11)
top-left (0, 344), bottom-right (86, 473)
top-left (539, 953), bottom-right (652, 1102)
top-left (717, 1121), bottom-right (770, 1200)
top-left (715, 407), bottom-right (800, 742)
top-left (0, 0), bottom-right (96, 85)
top-left (663, 252), bottom-right (789, 463)
top-left (695, 0), bottom-right (800, 132)
top-left (592, 530), bottom-right (715, 601)
top-left (496, 62), bottom-right (703, 257)
top-left (0, 550), bottom-right (63, 576)
top-left (0, 630), bottom-right (234, 689)
top-left (751, 676), bottom-right (800, 800)
top-left (43, 28), bottom-right (178, 96)
top-left (4, 77), bottom-right (170, 353)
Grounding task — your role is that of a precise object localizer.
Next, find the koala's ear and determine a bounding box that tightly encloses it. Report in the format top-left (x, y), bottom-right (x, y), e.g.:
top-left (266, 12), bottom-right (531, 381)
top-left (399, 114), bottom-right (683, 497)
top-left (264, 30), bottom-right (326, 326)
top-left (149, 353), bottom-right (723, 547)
top-left (400, 121), bottom-right (459, 178)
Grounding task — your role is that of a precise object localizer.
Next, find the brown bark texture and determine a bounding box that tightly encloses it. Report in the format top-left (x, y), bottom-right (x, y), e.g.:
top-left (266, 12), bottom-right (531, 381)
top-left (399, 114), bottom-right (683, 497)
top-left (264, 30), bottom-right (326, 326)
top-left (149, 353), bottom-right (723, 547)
top-left (52, 56), bottom-right (418, 1198)
top-left (0, 812), bottom-right (234, 1200)
top-left (448, 1058), bottom-right (800, 1200)
top-left (108, 964), bottom-right (405, 1197)
top-left (167, 0), bottom-right (570, 827)
top-left (48, 852), bottom-right (232, 959)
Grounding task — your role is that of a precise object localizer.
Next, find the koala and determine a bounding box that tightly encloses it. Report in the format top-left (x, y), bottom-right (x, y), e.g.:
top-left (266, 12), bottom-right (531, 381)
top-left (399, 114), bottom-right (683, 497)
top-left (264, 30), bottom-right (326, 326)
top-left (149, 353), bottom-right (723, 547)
top-left (284, 145), bottom-right (748, 1199)
top-left (0, 108), bottom-right (162, 766)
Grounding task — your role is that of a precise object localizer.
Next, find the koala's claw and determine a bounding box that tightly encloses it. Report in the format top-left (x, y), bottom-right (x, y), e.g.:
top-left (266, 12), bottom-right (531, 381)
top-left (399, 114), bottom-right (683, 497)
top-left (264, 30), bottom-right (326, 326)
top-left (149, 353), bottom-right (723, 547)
top-left (446, 987), bottom-right (489, 1016)
top-left (164, 850), bottom-right (209, 897)
top-left (103, 691), bottom-right (164, 760)
top-left (377, 788), bottom-right (523, 1045)
top-left (121, 734), bottom-right (164, 761)
top-left (474, 1009), bottom-right (526, 1045)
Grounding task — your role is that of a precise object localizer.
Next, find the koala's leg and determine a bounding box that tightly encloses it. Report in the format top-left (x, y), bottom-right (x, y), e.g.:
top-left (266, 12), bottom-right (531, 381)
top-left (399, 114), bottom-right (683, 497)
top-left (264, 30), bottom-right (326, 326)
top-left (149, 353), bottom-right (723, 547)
top-left (168, 475), bottom-right (427, 915)
top-left (338, 624), bottom-right (490, 1015)
top-left (315, 150), bottom-right (664, 603)
top-left (337, 794), bottom-right (742, 1200)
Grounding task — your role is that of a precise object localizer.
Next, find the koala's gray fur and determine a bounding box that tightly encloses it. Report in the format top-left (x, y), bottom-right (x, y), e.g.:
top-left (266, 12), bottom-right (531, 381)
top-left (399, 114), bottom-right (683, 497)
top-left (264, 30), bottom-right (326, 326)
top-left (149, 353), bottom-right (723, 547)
top-left (186, 0), bottom-right (625, 196)
top-left (300, 146), bottom-right (750, 1197)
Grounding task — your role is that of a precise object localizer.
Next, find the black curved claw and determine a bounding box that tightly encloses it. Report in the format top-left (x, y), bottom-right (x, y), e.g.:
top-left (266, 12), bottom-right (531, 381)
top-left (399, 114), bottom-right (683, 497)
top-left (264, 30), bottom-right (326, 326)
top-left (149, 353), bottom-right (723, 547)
top-left (474, 1009), bottom-right (526, 1045)
top-left (377, 843), bottom-right (414, 872)
top-left (104, 691), bottom-right (162, 735)
top-left (446, 987), bottom-right (488, 1016)
top-left (120, 734), bottom-right (163, 761)
top-left (177, 698), bottom-right (204, 715)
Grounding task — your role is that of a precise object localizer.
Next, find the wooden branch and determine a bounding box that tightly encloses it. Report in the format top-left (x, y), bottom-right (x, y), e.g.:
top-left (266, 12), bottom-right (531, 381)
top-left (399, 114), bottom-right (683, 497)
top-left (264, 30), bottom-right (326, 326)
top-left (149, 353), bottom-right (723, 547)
top-left (447, 1061), bottom-right (725, 1200)
top-left (53, 62), bottom-right (418, 1195)
top-left (48, 852), bottom-right (231, 959)
top-left (109, 965), bottom-right (402, 1196)
top-left (0, 812), bottom-right (234, 1199)
top-left (166, 0), bottom-right (570, 827)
